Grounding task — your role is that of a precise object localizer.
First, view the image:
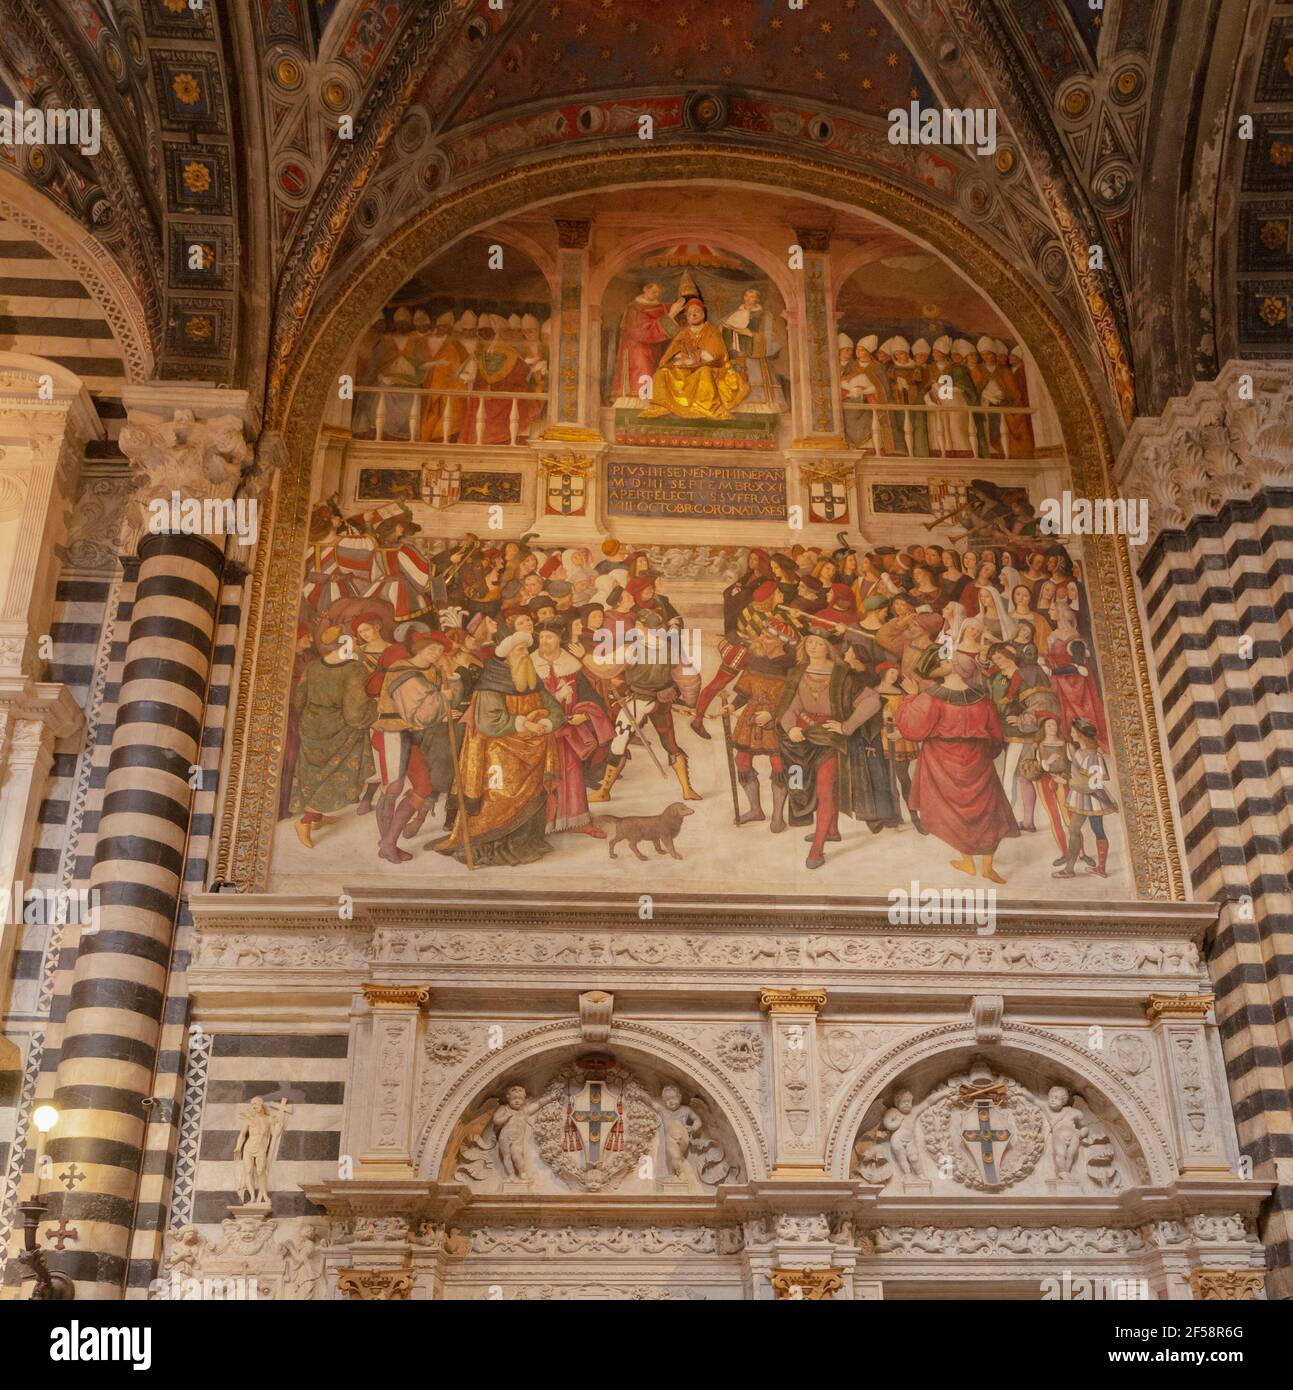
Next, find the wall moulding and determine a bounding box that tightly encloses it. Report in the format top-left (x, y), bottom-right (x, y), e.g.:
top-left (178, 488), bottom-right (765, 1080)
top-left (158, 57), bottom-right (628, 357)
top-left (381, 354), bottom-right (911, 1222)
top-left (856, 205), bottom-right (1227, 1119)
top-left (212, 146), bottom-right (1185, 905)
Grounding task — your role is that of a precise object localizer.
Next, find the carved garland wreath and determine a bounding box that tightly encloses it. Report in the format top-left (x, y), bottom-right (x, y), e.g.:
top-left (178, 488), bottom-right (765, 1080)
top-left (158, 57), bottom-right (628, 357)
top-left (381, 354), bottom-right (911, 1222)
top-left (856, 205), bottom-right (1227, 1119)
top-left (530, 1061), bottom-right (659, 1192)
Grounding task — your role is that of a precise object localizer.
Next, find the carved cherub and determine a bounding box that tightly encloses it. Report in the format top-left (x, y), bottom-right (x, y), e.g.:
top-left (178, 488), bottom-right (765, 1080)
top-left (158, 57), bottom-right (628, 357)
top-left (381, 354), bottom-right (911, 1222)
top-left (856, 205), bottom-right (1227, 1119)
top-left (1045, 1085), bottom-right (1090, 1177)
top-left (654, 1083), bottom-right (704, 1179)
top-left (882, 1087), bottom-right (925, 1177)
top-left (280, 1223), bottom-right (326, 1300)
top-left (493, 1085), bottom-right (544, 1179)
top-left (455, 1084), bottom-right (544, 1185)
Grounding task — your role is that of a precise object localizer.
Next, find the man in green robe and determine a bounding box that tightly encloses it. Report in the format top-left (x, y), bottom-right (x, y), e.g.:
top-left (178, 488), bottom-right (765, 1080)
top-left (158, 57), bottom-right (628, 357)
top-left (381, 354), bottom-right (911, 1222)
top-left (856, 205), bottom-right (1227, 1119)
top-left (288, 628), bottom-right (377, 848)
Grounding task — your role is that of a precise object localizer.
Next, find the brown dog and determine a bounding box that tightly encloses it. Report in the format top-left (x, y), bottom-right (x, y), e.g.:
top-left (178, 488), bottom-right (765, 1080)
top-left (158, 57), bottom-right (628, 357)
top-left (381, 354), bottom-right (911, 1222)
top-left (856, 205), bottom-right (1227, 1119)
top-left (599, 802), bottom-right (695, 861)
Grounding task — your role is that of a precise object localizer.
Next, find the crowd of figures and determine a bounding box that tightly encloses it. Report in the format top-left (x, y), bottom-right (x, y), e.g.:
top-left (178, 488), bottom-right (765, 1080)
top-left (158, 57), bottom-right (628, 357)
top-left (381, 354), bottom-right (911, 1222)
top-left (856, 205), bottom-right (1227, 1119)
top-left (839, 332), bottom-right (1035, 459)
top-left (284, 480), bottom-right (1115, 881)
top-left (348, 303), bottom-right (550, 444)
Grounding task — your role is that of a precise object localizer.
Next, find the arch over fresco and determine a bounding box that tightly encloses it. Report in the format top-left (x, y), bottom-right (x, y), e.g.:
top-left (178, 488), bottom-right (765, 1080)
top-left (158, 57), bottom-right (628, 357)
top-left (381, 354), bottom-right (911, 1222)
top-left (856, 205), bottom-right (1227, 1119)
top-left (824, 1020), bottom-right (1176, 1186)
top-left (415, 1017), bottom-right (770, 1182)
top-left (0, 167), bottom-right (155, 383)
top-left (214, 143), bottom-right (1183, 905)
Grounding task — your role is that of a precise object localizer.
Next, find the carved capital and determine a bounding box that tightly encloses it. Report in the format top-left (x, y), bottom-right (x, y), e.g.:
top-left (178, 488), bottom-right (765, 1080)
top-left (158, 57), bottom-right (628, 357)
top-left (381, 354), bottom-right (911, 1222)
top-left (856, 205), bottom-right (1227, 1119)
top-left (1116, 361), bottom-right (1293, 548)
top-left (1186, 1269), bottom-right (1265, 1301)
top-left (555, 218), bottom-right (591, 249)
top-left (1146, 992), bottom-right (1215, 1023)
top-left (760, 987), bottom-right (827, 1015)
top-left (117, 409), bottom-right (251, 552)
top-left (336, 1268), bottom-right (414, 1300)
top-left (769, 1266), bottom-right (844, 1300)
top-left (362, 983), bottom-right (430, 1010)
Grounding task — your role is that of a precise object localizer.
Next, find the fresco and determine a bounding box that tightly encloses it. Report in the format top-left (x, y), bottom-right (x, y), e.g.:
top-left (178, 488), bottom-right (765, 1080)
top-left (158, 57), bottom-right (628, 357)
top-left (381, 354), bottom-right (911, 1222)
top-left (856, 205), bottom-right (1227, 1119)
top-left (345, 235), bottom-right (551, 445)
top-left (274, 216), bottom-right (1129, 902)
top-left (601, 244), bottom-right (789, 449)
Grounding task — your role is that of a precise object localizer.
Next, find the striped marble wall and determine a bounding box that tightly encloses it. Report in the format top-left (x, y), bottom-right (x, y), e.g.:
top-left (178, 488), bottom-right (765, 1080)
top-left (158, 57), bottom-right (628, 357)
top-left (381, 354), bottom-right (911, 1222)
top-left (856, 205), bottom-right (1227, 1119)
top-left (1137, 486), bottom-right (1293, 1298)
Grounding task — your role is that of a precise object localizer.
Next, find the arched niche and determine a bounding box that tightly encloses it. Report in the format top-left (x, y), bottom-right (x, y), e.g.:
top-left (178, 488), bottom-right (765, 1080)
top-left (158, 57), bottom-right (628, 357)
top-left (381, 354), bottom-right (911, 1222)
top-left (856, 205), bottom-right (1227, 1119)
top-left (825, 1021), bottom-right (1175, 1189)
top-left (416, 1019), bottom-right (769, 1190)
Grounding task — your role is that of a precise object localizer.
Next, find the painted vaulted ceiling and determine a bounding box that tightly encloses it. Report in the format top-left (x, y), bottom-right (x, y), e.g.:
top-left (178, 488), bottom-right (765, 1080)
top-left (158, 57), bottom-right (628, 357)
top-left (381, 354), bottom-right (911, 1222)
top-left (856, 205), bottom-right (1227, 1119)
top-left (0, 0), bottom-right (1287, 422)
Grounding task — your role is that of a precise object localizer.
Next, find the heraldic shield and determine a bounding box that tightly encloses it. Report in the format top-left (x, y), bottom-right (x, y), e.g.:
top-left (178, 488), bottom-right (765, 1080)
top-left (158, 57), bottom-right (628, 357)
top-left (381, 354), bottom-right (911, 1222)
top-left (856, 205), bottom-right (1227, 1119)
top-left (531, 1055), bottom-right (658, 1191)
top-left (918, 1061), bottom-right (1046, 1191)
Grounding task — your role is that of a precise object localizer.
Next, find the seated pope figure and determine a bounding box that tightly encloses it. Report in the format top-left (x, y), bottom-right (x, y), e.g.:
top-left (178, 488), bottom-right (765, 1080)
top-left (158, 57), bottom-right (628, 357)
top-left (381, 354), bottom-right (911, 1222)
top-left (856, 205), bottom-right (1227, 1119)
top-left (640, 295), bottom-right (750, 421)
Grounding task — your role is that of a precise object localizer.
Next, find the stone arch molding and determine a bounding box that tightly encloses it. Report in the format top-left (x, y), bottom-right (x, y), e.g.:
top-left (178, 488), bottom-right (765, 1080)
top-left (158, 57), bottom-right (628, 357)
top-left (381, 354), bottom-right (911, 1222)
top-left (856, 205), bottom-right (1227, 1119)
top-left (0, 168), bottom-right (154, 382)
top-left (415, 1018), bottom-right (771, 1183)
top-left (824, 1021), bottom-right (1175, 1187)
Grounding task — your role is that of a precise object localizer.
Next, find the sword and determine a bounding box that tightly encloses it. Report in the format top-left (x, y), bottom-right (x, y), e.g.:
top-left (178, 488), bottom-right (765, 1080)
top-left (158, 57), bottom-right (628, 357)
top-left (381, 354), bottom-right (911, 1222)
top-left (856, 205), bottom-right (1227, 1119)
top-left (610, 693), bottom-right (669, 779)
top-left (774, 603), bottom-right (873, 644)
top-left (720, 700), bottom-right (742, 826)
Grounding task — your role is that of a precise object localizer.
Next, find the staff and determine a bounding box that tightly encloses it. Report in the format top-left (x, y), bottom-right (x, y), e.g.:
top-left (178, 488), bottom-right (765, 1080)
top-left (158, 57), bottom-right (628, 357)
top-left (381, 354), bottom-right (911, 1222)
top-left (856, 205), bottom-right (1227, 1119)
top-left (443, 701), bottom-right (475, 871)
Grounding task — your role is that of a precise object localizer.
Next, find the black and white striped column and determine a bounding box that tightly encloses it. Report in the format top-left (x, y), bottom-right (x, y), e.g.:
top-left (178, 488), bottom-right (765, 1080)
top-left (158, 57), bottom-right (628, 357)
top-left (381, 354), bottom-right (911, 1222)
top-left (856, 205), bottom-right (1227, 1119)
top-left (43, 405), bottom-right (248, 1298)
top-left (1119, 363), bottom-right (1293, 1299)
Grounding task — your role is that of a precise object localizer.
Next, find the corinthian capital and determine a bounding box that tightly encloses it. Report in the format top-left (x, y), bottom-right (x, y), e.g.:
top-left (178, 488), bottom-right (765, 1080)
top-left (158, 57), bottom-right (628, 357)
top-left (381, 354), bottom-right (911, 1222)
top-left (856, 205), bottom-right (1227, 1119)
top-left (1116, 362), bottom-right (1293, 550)
top-left (117, 409), bottom-right (251, 553)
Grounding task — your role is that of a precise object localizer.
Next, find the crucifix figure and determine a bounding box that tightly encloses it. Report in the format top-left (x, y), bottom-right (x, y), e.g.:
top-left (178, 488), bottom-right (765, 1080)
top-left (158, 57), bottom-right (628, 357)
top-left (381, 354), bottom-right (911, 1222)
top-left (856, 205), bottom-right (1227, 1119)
top-left (959, 1082), bottom-right (1010, 1185)
top-left (572, 1083), bottom-right (619, 1167)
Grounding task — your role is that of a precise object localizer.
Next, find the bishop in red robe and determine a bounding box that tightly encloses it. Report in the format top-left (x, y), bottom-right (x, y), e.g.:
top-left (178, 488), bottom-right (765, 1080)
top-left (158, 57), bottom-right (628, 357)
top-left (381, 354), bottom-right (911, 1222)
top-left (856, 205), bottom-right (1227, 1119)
top-left (895, 658), bottom-right (1019, 882)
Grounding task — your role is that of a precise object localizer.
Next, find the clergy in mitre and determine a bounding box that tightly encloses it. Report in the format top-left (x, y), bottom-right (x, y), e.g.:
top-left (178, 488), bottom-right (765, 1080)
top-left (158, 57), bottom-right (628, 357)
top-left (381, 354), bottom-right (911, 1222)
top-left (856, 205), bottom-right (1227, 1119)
top-left (640, 294), bottom-right (750, 421)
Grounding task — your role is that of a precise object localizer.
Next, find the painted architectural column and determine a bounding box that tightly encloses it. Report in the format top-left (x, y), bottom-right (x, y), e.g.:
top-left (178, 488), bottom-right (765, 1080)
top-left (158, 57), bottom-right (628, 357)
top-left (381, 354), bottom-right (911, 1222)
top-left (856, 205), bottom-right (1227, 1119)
top-left (0, 360), bottom-right (98, 1011)
top-left (357, 983), bottom-right (430, 1176)
top-left (760, 987), bottom-right (828, 1178)
top-left (1118, 360), bottom-right (1293, 1296)
top-left (789, 227), bottom-right (846, 450)
top-left (44, 395), bottom-right (250, 1298)
top-left (547, 218), bottom-right (599, 438)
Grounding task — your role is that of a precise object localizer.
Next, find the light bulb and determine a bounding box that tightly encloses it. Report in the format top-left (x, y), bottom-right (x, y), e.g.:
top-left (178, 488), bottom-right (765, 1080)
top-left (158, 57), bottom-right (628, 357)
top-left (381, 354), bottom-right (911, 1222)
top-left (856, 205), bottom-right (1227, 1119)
top-left (31, 1105), bottom-right (59, 1134)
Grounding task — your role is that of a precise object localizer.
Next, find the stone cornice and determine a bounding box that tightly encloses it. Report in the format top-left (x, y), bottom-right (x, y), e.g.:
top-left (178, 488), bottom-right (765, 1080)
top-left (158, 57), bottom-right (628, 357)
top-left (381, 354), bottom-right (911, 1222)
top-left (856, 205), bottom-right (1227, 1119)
top-left (189, 888), bottom-right (1220, 940)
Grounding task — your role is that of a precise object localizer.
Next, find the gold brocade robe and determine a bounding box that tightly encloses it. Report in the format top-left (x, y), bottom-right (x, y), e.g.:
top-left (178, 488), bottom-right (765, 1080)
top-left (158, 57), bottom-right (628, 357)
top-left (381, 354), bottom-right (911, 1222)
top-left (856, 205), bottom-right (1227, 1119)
top-left (434, 686), bottom-right (563, 863)
top-left (640, 321), bottom-right (750, 421)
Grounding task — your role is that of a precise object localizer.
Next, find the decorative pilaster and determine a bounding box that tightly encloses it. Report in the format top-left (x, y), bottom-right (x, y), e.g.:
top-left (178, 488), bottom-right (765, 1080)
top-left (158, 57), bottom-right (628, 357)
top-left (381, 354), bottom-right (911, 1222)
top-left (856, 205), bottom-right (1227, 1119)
top-left (45, 395), bottom-right (251, 1298)
top-left (358, 984), bottom-right (431, 1175)
top-left (760, 987), bottom-right (829, 1177)
top-left (790, 227), bottom-right (846, 449)
top-left (1145, 994), bottom-right (1232, 1178)
top-left (544, 218), bottom-right (601, 441)
top-left (1121, 362), bottom-right (1293, 1295)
